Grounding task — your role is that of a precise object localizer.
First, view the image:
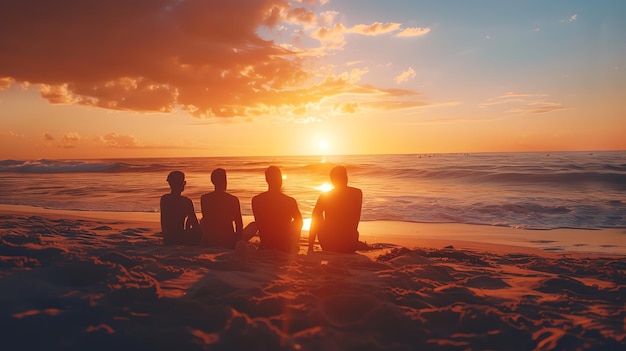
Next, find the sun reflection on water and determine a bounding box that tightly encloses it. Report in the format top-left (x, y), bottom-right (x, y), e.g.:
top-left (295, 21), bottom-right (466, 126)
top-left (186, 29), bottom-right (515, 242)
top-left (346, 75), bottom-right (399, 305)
top-left (315, 182), bottom-right (333, 193)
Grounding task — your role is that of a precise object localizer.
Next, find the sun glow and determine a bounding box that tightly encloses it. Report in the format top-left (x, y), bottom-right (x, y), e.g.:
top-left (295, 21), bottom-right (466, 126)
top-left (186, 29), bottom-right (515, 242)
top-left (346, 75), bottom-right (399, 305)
top-left (316, 182), bottom-right (334, 193)
top-left (319, 139), bottom-right (329, 151)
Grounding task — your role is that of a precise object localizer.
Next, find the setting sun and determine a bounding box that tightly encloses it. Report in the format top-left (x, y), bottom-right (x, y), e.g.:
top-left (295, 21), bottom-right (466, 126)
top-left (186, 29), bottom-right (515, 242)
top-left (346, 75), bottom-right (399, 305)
top-left (319, 140), bottom-right (329, 152)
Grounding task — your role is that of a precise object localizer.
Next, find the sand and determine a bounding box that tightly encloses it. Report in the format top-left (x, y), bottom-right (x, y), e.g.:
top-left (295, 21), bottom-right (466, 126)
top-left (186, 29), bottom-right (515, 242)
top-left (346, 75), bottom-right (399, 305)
top-left (0, 205), bottom-right (624, 350)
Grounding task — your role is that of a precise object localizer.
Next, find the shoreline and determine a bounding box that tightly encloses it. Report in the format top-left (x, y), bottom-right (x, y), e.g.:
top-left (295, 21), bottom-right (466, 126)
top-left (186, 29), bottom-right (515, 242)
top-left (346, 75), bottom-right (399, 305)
top-left (2, 204), bottom-right (624, 256)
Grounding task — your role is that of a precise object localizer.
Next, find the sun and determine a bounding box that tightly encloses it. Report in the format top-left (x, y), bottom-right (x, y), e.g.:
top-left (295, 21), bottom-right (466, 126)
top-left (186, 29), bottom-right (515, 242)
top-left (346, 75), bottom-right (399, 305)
top-left (319, 139), bottom-right (329, 152)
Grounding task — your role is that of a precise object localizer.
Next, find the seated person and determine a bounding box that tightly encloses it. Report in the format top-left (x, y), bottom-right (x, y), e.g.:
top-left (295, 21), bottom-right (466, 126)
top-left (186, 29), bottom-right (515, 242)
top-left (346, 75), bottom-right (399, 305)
top-left (160, 171), bottom-right (202, 245)
top-left (252, 166), bottom-right (303, 254)
top-left (201, 168), bottom-right (256, 248)
top-left (308, 166), bottom-right (362, 253)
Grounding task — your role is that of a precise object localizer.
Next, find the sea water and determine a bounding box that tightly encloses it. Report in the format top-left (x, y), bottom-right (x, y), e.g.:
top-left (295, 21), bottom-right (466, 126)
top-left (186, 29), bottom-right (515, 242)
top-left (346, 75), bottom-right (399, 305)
top-left (1, 152), bottom-right (625, 230)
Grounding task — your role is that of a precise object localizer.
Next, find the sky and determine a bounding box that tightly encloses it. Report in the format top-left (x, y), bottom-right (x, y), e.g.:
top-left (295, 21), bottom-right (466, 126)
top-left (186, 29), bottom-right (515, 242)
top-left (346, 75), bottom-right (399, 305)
top-left (1, 0), bottom-right (625, 159)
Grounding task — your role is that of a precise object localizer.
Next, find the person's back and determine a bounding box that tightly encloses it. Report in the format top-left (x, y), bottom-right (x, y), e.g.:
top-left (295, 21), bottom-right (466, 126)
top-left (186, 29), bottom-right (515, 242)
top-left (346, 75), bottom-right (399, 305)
top-left (309, 166), bottom-right (362, 253)
top-left (201, 168), bottom-right (243, 248)
top-left (160, 171), bottom-right (202, 246)
top-left (252, 166), bottom-right (302, 253)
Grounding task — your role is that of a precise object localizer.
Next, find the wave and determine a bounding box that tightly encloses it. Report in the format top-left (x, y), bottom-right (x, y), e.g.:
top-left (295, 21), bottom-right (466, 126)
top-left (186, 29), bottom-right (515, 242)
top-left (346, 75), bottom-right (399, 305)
top-left (3, 154), bottom-right (625, 187)
top-left (376, 167), bottom-right (626, 187)
top-left (0, 160), bottom-right (169, 174)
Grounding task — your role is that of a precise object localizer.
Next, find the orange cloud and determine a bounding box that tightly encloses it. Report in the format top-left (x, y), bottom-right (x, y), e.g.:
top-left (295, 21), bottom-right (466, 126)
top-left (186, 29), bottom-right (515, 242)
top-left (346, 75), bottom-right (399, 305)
top-left (0, 77), bottom-right (12, 89)
top-left (394, 67), bottom-right (416, 84)
top-left (0, 0), bottom-right (306, 116)
top-left (0, 0), bottom-right (429, 119)
top-left (99, 133), bottom-right (142, 148)
top-left (59, 132), bottom-right (81, 148)
top-left (348, 22), bottom-right (402, 35)
top-left (311, 22), bottom-right (347, 50)
top-left (333, 102), bottom-right (359, 114)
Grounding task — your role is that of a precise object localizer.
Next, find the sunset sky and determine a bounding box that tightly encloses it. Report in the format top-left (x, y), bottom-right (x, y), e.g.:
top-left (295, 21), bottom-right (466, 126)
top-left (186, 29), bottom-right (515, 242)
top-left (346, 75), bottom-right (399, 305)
top-left (1, 0), bottom-right (624, 159)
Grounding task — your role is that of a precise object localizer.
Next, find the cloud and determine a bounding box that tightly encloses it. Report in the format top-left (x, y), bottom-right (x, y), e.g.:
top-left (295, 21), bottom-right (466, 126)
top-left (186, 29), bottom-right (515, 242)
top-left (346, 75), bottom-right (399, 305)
top-left (0, 0), bottom-right (429, 118)
top-left (42, 132), bottom-right (54, 141)
top-left (94, 132), bottom-right (200, 149)
top-left (311, 22), bottom-right (348, 50)
top-left (99, 133), bottom-right (142, 148)
top-left (561, 14), bottom-right (578, 23)
top-left (40, 84), bottom-right (74, 104)
top-left (58, 131), bottom-right (81, 148)
top-left (0, 77), bottom-right (12, 89)
top-left (480, 92), bottom-right (570, 114)
top-left (394, 67), bottom-right (416, 84)
top-left (0, 0), bottom-right (308, 117)
top-left (333, 102), bottom-right (359, 114)
top-left (396, 27), bottom-right (431, 37)
top-left (348, 22), bottom-right (402, 35)
top-left (344, 22), bottom-right (431, 38)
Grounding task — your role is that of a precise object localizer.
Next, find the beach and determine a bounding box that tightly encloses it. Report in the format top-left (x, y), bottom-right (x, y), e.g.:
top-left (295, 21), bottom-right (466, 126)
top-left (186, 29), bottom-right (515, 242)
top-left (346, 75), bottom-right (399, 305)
top-left (1, 205), bottom-right (624, 350)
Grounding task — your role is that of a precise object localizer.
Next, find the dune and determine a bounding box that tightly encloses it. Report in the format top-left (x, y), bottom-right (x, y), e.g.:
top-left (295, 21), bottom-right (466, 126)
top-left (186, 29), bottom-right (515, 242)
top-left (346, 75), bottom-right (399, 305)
top-left (0, 205), bottom-right (624, 350)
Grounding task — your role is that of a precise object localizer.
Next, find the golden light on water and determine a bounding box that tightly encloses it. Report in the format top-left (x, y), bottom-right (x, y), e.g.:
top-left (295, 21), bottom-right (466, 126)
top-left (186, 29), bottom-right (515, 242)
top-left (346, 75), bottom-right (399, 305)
top-left (316, 182), bottom-right (334, 193)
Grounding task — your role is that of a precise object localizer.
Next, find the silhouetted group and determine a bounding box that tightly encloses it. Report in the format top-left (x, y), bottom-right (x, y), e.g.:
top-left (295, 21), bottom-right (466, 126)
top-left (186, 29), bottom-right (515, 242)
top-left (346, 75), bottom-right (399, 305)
top-left (160, 165), bottom-right (362, 254)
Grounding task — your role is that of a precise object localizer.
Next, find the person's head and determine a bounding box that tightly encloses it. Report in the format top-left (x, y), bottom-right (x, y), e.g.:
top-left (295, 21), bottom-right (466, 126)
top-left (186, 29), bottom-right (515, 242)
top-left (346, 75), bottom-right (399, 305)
top-left (211, 168), bottom-right (227, 191)
top-left (166, 170), bottom-right (186, 193)
top-left (265, 166), bottom-right (283, 190)
top-left (330, 165), bottom-right (348, 188)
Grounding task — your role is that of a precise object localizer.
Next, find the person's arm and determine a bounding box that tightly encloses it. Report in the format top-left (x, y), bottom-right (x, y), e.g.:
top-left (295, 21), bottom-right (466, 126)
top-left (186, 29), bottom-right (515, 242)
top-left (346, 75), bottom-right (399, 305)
top-left (185, 198), bottom-right (200, 230)
top-left (355, 188), bottom-right (363, 225)
top-left (160, 196), bottom-right (167, 233)
top-left (292, 198), bottom-right (303, 234)
top-left (308, 196), bottom-right (323, 252)
top-left (251, 196), bottom-right (263, 233)
top-left (234, 197), bottom-right (243, 237)
top-left (200, 194), bottom-right (207, 219)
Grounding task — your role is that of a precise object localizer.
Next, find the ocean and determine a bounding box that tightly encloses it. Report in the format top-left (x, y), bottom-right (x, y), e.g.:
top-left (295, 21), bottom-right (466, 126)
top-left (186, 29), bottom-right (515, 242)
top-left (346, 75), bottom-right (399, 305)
top-left (1, 151), bottom-right (625, 230)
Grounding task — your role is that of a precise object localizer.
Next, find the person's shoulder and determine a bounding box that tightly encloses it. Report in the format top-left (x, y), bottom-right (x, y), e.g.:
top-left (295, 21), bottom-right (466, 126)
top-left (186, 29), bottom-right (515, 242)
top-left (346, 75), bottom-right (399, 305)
top-left (348, 186), bottom-right (362, 194)
top-left (225, 192), bottom-right (240, 203)
top-left (252, 191), bottom-right (268, 201)
top-left (201, 191), bottom-right (218, 201)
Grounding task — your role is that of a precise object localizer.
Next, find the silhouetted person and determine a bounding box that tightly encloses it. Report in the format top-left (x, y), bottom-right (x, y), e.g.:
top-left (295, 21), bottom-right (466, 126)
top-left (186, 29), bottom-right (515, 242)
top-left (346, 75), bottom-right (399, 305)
top-left (252, 166), bottom-right (303, 253)
top-left (201, 168), bottom-right (256, 248)
top-left (160, 171), bottom-right (202, 245)
top-left (309, 165), bottom-right (362, 253)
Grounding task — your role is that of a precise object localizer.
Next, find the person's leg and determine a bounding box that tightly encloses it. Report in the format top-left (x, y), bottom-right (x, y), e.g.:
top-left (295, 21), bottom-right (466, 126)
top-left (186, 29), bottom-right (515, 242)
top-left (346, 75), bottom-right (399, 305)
top-left (182, 228), bottom-right (203, 245)
top-left (163, 233), bottom-right (185, 246)
top-left (241, 222), bottom-right (258, 242)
